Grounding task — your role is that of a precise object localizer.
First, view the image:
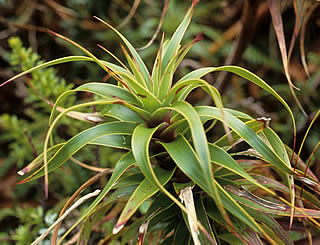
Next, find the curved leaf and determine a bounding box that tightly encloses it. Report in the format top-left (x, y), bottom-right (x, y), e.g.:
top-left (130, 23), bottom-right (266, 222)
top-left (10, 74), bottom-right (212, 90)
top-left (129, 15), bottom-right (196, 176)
top-left (177, 65), bottom-right (295, 133)
top-left (226, 185), bottom-right (320, 218)
top-left (161, 135), bottom-right (272, 241)
top-left (93, 16), bottom-right (152, 90)
top-left (90, 134), bottom-right (131, 150)
top-left (22, 121), bottom-right (136, 183)
top-left (196, 106), bottom-right (293, 173)
top-left (131, 124), bottom-right (210, 239)
top-left (208, 143), bottom-right (275, 195)
top-left (57, 152), bottom-right (136, 244)
top-left (214, 119), bottom-right (265, 149)
top-left (161, 4), bottom-right (193, 74)
top-left (76, 82), bottom-right (141, 106)
top-left (113, 167), bottom-right (175, 234)
top-left (117, 71), bottom-right (161, 112)
top-left (103, 104), bottom-right (144, 123)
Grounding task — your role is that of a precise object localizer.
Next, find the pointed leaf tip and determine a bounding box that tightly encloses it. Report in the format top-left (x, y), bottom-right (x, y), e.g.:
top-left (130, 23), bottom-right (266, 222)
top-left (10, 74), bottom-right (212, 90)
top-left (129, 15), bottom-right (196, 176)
top-left (192, 0), bottom-right (199, 7)
top-left (192, 32), bottom-right (204, 44)
top-left (93, 16), bottom-right (106, 25)
top-left (47, 29), bottom-right (58, 36)
top-left (16, 179), bottom-right (28, 185)
top-left (0, 79), bottom-right (11, 88)
top-left (17, 169), bottom-right (26, 176)
top-left (112, 223), bottom-right (125, 234)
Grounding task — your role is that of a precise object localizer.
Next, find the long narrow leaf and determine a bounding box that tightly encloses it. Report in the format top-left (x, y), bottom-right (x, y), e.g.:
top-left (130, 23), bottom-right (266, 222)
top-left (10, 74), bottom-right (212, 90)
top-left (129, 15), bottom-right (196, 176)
top-left (268, 0), bottom-right (306, 116)
top-left (113, 167), bottom-right (175, 234)
top-left (196, 106), bottom-right (293, 173)
top-left (132, 124), bottom-right (213, 241)
top-left (161, 135), bottom-right (274, 242)
top-left (176, 65), bottom-right (296, 135)
top-left (76, 82), bottom-right (141, 106)
top-left (93, 16), bottom-right (152, 90)
top-left (161, 3), bottom-right (194, 74)
top-left (57, 152), bottom-right (136, 244)
top-left (20, 121), bottom-right (136, 183)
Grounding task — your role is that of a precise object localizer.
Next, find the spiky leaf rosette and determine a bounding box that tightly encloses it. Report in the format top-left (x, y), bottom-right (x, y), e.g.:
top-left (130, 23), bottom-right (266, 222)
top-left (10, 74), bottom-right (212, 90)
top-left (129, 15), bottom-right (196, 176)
top-left (4, 2), bottom-right (320, 244)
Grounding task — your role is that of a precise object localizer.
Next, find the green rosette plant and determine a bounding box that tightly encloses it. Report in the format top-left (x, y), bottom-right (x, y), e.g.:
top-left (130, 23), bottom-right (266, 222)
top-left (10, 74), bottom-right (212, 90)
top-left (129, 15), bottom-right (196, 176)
top-left (3, 1), bottom-right (320, 244)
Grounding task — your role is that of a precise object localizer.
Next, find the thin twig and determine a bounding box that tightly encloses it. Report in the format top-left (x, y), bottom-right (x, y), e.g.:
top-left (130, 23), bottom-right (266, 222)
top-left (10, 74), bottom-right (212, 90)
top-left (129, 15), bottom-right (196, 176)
top-left (137, 0), bottom-right (169, 51)
top-left (31, 189), bottom-right (101, 245)
top-left (117, 0), bottom-right (141, 29)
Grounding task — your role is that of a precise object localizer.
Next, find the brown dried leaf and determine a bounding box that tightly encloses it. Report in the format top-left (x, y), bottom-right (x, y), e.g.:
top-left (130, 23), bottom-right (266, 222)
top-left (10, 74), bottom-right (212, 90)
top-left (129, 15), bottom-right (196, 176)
top-left (268, 0), bottom-right (307, 116)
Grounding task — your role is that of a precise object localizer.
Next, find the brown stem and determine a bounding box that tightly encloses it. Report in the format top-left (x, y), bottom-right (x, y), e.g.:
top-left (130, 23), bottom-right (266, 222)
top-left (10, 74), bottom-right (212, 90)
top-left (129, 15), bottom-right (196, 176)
top-left (215, 0), bottom-right (261, 92)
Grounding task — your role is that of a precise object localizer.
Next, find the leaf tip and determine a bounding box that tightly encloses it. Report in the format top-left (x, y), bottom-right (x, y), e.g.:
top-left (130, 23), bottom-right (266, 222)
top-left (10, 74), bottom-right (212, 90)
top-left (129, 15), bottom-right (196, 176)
top-left (17, 169), bottom-right (27, 176)
top-left (192, 31), bottom-right (204, 44)
top-left (113, 223), bottom-right (125, 234)
top-left (93, 16), bottom-right (105, 25)
top-left (16, 179), bottom-right (28, 185)
top-left (47, 29), bottom-right (58, 37)
top-left (0, 79), bottom-right (12, 88)
top-left (192, 0), bottom-right (199, 7)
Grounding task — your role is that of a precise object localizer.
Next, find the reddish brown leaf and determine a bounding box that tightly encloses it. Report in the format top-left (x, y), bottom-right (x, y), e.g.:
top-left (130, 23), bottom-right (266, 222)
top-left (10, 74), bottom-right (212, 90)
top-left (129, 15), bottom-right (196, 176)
top-left (288, 0), bottom-right (304, 62)
top-left (300, 3), bottom-right (320, 78)
top-left (268, 0), bottom-right (307, 116)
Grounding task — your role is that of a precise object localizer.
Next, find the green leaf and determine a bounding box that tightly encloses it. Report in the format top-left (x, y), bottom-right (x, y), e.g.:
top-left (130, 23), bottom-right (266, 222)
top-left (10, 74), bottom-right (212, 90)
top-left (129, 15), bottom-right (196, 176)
top-left (158, 39), bottom-right (197, 101)
top-left (121, 45), bottom-right (148, 89)
top-left (90, 135), bottom-right (131, 150)
top-left (214, 119), bottom-right (265, 149)
top-left (161, 5), bottom-right (193, 74)
top-left (177, 65), bottom-right (296, 133)
top-left (132, 123), bottom-right (203, 237)
top-left (17, 143), bottom-right (64, 177)
top-left (261, 127), bottom-right (295, 227)
top-left (158, 55), bottom-right (177, 100)
top-left (58, 152), bottom-right (136, 244)
top-left (21, 121), bottom-right (136, 183)
top-left (165, 78), bottom-right (223, 113)
top-left (100, 104), bottom-right (143, 123)
top-left (76, 82), bottom-right (141, 106)
top-left (154, 101), bottom-right (214, 190)
top-left (161, 135), bottom-right (264, 233)
top-left (1, 55), bottom-right (134, 88)
top-left (1, 56), bottom-right (92, 87)
top-left (93, 17), bottom-right (152, 90)
top-left (114, 167), bottom-right (175, 234)
top-left (171, 102), bottom-right (211, 176)
top-left (196, 106), bottom-right (292, 173)
top-left (116, 71), bottom-right (161, 112)
top-left (132, 124), bottom-right (163, 186)
top-left (208, 143), bottom-right (274, 195)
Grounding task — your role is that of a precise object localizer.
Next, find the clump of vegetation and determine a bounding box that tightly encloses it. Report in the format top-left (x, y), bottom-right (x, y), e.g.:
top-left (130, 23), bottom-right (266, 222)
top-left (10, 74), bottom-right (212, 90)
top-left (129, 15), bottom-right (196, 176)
top-left (0, 37), bottom-right (74, 177)
top-left (0, 206), bottom-right (64, 245)
top-left (2, 1), bottom-right (320, 244)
